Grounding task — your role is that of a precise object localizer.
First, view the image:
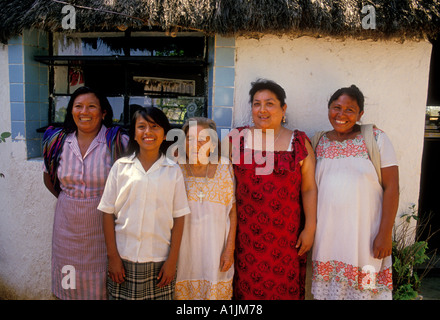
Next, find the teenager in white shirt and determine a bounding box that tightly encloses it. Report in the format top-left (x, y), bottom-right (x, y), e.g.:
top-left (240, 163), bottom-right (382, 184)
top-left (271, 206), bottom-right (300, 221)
top-left (99, 106), bottom-right (190, 300)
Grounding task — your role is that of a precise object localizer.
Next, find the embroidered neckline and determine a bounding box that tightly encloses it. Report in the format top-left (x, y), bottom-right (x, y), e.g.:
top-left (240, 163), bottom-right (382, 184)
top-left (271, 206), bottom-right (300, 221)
top-left (186, 164), bottom-right (210, 203)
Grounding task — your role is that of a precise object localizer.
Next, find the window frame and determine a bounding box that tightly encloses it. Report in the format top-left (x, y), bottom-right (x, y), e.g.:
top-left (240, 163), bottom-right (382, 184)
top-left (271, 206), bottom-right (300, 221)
top-left (35, 30), bottom-right (209, 130)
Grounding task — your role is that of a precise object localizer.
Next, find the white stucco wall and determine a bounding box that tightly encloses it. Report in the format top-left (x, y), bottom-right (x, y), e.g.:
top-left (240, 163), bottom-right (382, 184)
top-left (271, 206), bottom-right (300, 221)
top-left (233, 35), bottom-right (432, 218)
top-left (0, 45), bottom-right (56, 299)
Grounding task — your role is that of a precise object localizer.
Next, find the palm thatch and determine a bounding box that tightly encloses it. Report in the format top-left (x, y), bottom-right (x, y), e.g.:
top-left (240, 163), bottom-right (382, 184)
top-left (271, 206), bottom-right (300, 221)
top-left (0, 0), bottom-right (439, 43)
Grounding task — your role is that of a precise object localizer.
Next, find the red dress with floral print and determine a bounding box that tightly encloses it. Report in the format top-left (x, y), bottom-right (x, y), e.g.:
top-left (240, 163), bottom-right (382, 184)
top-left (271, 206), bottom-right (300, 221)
top-left (231, 127), bottom-right (309, 300)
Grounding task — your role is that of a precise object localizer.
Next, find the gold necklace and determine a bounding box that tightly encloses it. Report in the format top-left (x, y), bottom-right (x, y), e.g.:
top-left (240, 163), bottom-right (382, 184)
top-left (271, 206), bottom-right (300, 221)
top-left (273, 128), bottom-right (283, 146)
top-left (250, 127), bottom-right (283, 150)
top-left (187, 163), bottom-right (210, 203)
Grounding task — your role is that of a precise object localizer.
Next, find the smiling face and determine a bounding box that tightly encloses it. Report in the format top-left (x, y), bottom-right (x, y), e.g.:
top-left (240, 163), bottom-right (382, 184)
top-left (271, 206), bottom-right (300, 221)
top-left (71, 93), bottom-right (106, 135)
top-left (134, 115), bottom-right (165, 154)
top-left (328, 94), bottom-right (364, 135)
top-left (251, 89), bottom-right (287, 131)
top-left (186, 124), bottom-right (213, 164)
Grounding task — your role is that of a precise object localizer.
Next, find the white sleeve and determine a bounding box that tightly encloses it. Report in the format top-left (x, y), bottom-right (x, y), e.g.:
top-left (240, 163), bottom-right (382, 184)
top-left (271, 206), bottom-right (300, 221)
top-left (172, 167), bottom-right (191, 218)
top-left (375, 129), bottom-right (398, 168)
top-left (97, 163), bottom-right (118, 214)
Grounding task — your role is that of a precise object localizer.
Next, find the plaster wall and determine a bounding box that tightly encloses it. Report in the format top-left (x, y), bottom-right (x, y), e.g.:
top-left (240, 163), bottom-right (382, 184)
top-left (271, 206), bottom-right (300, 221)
top-left (233, 35), bottom-right (432, 216)
top-left (0, 45), bottom-right (55, 299)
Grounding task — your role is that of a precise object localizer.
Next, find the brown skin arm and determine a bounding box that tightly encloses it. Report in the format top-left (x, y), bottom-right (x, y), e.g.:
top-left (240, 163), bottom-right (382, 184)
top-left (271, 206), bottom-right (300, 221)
top-left (103, 213), bottom-right (126, 283)
top-left (157, 216), bottom-right (185, 287)
top-left (220, 202), bottom-right (237, 272)
top-left (43, 172), bottom-right (59, 198)
top-left (296, 139), bottom-right (318, 256)
top-left (373, 165), bottom-right (399, 259)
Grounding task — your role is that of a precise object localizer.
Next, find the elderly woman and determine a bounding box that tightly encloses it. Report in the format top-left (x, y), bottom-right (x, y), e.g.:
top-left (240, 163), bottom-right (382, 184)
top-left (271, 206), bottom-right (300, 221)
top-left (175, 117), bottom-right (237, 300)
top-left (311, 85), bottom-right (399, 300)
top-left (42, 86), bottom-right (128, 299)
top-left (228, 79), bottom-right (317, 300)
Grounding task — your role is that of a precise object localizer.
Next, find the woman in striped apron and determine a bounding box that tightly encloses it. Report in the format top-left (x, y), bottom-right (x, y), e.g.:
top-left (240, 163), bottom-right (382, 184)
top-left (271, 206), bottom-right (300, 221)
top-left (42, 87), bottom-right (127, 300)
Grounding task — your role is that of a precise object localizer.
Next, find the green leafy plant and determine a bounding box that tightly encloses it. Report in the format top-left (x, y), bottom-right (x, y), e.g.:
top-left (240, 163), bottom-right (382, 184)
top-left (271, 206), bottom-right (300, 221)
top-left (0, 131), bottom-right (10, 143)
top-left (0, 131), bottom-right (11, 178)
top-left (392, 204), bottom-right (439, 300)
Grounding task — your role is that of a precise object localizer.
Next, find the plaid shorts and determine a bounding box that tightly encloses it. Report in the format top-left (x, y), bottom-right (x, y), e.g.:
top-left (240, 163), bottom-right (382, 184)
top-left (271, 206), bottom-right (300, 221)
top-left (108, 259), bottom-right (176, 300)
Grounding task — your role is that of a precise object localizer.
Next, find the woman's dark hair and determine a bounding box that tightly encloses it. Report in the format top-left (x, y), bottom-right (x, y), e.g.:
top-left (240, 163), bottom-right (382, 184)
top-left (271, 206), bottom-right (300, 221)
top-left (328, 85), bottom-right (365, 112)
top-left (249, 79), bottom-right (287, 107)
top-left (63, 86), bottom-right (114, 133)
top-left (126, 105), bottom-right (171, 156)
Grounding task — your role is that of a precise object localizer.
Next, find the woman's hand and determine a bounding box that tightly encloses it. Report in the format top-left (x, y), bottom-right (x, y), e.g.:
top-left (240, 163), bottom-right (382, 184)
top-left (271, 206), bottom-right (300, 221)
top-left (220, 248), bottom-right (234, 272)
top-left (220, 202), bottom-right (237, 272)
top-left (156, 216), bottom-right (184, 287)
top-left (374, 165), bottom-right (399, 260)
top-left (108, 255), bottom-right (125, 284)
top-left (43, 172), bottom-right (60, 198)
top-left (103, 213), bottom-right (125, 283)
top-left (298, 139), bottom-right (317, 257)
top-left (373, 231), bottom-right (393, 259)
top-left (296, 228), bottom-right (315, 256)
top-left (157, 260), bottom-right (176, 287)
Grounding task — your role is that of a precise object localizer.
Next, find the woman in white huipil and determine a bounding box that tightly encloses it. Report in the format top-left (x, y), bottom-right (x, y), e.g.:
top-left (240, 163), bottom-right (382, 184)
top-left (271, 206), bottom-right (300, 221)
top-left (311, 85), bottom-right (399, 300)
top-left (175, 117), bottom-right (237, 300)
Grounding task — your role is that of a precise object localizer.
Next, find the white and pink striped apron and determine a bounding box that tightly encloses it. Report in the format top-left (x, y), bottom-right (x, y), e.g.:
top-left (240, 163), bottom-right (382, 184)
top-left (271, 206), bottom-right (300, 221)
top-left (51, 126), bottom-right (123, 300)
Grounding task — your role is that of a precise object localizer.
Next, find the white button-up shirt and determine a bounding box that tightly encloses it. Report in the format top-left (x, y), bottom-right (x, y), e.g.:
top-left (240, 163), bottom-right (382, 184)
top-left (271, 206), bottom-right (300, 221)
top-left (98, 153), bottom-right (190, 262)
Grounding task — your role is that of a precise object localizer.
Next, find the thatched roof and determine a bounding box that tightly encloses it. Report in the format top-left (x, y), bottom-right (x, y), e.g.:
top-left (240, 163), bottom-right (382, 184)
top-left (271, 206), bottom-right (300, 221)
top-left (1, 0), bottom-right (440, 43)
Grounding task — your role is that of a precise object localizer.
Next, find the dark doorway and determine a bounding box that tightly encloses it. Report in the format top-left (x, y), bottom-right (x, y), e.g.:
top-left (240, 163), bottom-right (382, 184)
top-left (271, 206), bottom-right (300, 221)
top-left (419, 36), bottom-right (440, 254)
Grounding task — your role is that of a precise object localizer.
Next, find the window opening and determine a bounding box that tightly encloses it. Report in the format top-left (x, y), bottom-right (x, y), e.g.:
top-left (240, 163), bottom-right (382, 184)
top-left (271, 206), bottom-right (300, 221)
top-left (36, 30), bottom-right (208, 129)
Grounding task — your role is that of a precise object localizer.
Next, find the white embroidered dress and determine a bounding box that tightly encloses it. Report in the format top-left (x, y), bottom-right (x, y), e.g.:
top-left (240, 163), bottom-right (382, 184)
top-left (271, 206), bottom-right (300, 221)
top-left (311, 128), bottom-right (398, 300)
top-left (175, 159), bottom-right (235, 300)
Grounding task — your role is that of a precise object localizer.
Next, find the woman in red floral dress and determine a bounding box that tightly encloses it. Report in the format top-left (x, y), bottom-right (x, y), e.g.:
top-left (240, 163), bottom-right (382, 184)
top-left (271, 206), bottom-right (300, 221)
top-left (228, 79), bottom-right (317, 300)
